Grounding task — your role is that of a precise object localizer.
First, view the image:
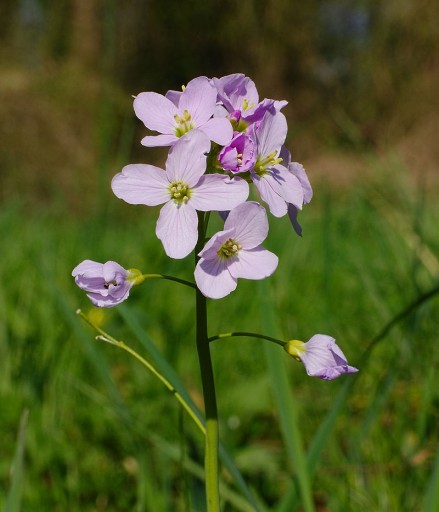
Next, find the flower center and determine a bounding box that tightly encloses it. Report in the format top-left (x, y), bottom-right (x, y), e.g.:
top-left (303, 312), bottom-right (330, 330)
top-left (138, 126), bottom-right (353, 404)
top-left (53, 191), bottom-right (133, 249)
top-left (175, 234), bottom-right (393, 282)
top-left (169, 180), bottom-right (191, 204)
top-left (174, 109), bottom-right (194, 137)
top-left (242, 98), bottom-right (255, 111)
top-left (254, 150), bottom-right (282, 176)
top-left (218, 238), bottom-right (241, 259)
top-left (104, 280), bottom-right (117, 289)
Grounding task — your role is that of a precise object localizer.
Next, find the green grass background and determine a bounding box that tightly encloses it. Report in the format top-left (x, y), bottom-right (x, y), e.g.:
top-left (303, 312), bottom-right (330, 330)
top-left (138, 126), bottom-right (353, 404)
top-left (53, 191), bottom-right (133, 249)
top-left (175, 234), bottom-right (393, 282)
top-left (1, 157), bottom-right (438, 511)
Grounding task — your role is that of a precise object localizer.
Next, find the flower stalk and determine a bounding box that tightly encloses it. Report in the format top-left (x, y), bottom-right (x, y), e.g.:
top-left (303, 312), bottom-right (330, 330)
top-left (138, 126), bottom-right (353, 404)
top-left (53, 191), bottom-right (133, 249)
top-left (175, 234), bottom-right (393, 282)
top-left (195, 211), bottom-right (220, 511)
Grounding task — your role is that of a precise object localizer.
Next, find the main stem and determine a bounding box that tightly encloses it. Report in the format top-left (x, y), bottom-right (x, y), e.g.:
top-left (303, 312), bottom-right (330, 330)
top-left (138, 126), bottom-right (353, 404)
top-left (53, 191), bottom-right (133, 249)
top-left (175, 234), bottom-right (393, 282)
top-left (195, 211), bottom-right (220, 511)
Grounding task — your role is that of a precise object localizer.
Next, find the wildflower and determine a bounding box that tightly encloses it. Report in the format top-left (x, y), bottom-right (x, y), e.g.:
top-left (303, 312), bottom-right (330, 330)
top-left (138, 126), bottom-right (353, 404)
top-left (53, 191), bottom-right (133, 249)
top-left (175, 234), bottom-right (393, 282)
top-left (251, 111), bottom-right (304, 217)
top-left (72, 260), bottom-right (140, 307)
top-left (111, 130), bottom-right (249, 259)
top-left (134, 76), bottom-right (233, 147)
top-left (195, 202), bottom-right (278, 299)
top-left (284, 335), bottom-right (358, 380)
top-left (218, 131), bottom-right (255, 174)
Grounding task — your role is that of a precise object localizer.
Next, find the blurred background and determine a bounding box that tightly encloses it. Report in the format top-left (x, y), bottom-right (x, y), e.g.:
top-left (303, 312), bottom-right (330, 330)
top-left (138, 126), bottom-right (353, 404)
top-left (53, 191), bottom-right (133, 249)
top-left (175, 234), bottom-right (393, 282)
top-left (1, 0), bottom-right (439, 511)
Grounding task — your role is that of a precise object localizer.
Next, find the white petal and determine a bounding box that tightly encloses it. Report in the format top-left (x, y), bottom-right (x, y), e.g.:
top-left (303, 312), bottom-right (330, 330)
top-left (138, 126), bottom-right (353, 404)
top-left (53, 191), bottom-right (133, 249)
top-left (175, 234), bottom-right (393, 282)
top-left (225, 201), bottom-right (269, 249)
top-left (194, 257), bottom-right (237, 299)
top-left (156, 201), bottom-right (198, 259)
top-left (179, 76), bottom-right (217, 125)
top-left (141, 134), bottom-right (178, 147)
top-left (228, 247), bottom-right (278, 280)
top-left (253, 175), bottom-right (288, 217)
top-left (190, 175), bottom-right (249, 212)
top-left (134, 92), bottom-right (177, 133)
top-left (200, 117), bottom-right (233, 145)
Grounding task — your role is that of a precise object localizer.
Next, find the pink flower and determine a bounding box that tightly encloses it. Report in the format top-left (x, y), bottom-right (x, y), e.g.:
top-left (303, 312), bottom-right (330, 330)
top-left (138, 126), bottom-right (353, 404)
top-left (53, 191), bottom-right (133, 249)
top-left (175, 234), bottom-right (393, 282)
top-left (111, 130), bottom-right (249, 259)
top-left (284, 335), bottom-right (358, 380)
top-left (218, 132), bottom-right (255, 174)
top-left (72, 260), bottom-right (135, 307)
top-left (195, 202), bottom-right (278, 299)
top-left (134, 76), bottom-right (233, 147)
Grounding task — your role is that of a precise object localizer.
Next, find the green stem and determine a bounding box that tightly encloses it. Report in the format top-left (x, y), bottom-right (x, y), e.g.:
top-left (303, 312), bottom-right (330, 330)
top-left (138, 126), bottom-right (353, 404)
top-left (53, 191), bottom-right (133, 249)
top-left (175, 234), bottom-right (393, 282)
top-left (195, 211), bottom-right (220, 512)
top-left (209, 331), bottom-right (286, 347)
top-left (140, 273), bottom-right (196, 289)
top-left (76, 309), bottom-right (205, 436)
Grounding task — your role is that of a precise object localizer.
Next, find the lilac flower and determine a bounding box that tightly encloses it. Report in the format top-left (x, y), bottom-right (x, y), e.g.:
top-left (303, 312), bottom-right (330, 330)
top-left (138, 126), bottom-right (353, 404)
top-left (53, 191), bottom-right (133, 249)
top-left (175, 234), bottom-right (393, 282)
top-left (134, 76), bottom-right (233, 147)
top-left (111, 130), bottom-right (249, 259)
top-left (279, 147), bottom-right (313, 235)
top-left (218, 132), bottom-right (255, 174)
top-left (72, 260), bottom-right (137, 307)
top-left (251, 111), bottom-right (304, 217)
top-left (195, 202), bottom-right (278, 299)
top-left (213, 73), bottom-right (286, 127)
top-left (284, 335), bottom-right (358, 380)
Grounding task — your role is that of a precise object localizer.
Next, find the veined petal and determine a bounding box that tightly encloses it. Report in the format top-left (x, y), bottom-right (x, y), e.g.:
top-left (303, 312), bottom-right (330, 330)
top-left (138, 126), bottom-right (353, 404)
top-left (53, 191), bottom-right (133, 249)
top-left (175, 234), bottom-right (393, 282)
top-left (200, 117), bottom-right (233, 145)
top-left (268, 165), bottom-right (304, 209)
top-left (198, 228), bottom-right (235, 260)
top-left (102, 261), bottom-right (128, 282)
top-left (228, 247), bottom-right (278, 280)
top-left (134, 92), bottom-right (177, 133)
top-left (111, 164), bottom-right (169, 206)
top-left (86, 290), bottom-right (130, 308)
top-left (141, 133), bottom-right (178, 147)
top-left (179, 76), bottom-right (217, 126)
top-left (165, 130), bottom-right (210, 186)
top-left (225, 201), bottom-right (269, 248)
top-left (195, 257), bottom-right (237, 299)
top-left (156, 201), bottom-right (198, 259)
top-left (289, 162), bottom-right (313, 204)
top-left (253, 175), bottom-right (288, 217)
top-left (72, 259), bottom-right (103, 277)
top-left (190, 175), bottom-right (249, 212)
top-left (256, 111), bottom-right (287, 156)
top-left (165, 89), bottom-right (182, 107)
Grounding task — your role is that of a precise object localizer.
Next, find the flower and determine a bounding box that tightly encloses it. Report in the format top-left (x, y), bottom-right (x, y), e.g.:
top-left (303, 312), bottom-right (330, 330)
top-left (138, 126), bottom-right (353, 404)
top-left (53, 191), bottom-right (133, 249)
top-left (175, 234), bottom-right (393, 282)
top-left (72, 260), bottom-right (139, 307)
top-left (111, 130), bottom-right (249, 259)
top-left (218, 131), bottom-right (255, 174)
top-left (284, 335), bottom-right (358, 380)
top-left (194, 201), bottom-right (278, 299)
top-left (250, 111), bottom-right (304, 217)
top-left (133, 76), bottom-right (233, 147)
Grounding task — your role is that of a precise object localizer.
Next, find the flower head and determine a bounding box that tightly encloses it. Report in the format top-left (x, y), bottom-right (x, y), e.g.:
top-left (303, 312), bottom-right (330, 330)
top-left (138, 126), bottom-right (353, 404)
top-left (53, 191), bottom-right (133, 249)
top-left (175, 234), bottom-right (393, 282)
top-left (72, 260), bottom-right (139, 307)
top-left (134, 76), bottom-right (233, 147)
top-left (111, 130), bottom-right (249, 259)
top-left (218, 131), bottom-right (255, 174)
top-left (195, 201), bottom-right (278, 299)
top-left (284, 334), bottom-right (358, 380)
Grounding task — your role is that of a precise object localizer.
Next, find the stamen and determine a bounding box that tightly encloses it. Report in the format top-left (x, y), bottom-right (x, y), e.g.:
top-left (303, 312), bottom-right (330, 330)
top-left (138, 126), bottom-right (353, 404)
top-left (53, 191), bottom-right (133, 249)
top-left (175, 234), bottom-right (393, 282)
top-left (169, 180), bottom-right (191, 204)
top-left (218, 238), bottom-right (242, 259)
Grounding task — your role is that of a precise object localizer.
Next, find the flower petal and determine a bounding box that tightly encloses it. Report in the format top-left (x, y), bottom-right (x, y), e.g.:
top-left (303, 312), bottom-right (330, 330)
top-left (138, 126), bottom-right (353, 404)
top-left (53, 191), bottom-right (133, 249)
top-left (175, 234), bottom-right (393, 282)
top-left (72, 259), bottom-right (103, 277)
top-left (269, 165), bottom-right (304, 208)
top-left (165, 130), bottom-right (210, 186)
top-left (287, 204), bottom-right (303, 236)
top-left (225, 201), bottom-right (269, 248)
top-left (200, 117), bottom-right (233, 145)
top-left (134, 92), bottom-right (177, 133)
top-left (141, 134), bottom-right (178, 147)
top-left (195, 257), bottom-right (237, 299)
top-left (289, 162), bottom-right (313, 204)
top-left (228, 247), bottom-right (278, 280)
top-left (111, 164), bottom-right (169, 206)
top-left (102, 261), bottom-right (128, 282)
top-left (156, 201), bottom-right (198, 259)
top-left (198, 228), bottom-right (235, 259)
top-left (255, 111), bottom-right (287, 156)
top-left (179, 76), bottom-right (217, 126)
top-left (252, 175), bottom-right (288, 217)
top-left (190, 175), bottom-right (249, 212)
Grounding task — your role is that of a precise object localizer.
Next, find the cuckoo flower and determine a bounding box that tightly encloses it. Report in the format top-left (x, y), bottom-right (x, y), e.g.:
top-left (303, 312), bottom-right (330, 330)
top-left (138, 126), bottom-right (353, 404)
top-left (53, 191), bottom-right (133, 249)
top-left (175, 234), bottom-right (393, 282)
top-left (284, 335), bottom-right (358, 380)
top-left (72, 260), bottom-right (138, 308)
top-left (134, 76), bottom-right (233, 147)
top-left (195, 202), bottom-right (278, 299)
top-left (218, 131), bottom-right (255, 174)
top-left (111, 130), bottom-right (249, 259)
top-left (251, 111), bottom-right (304, 217)
top-left (213, 73), bottom-right (287, 128)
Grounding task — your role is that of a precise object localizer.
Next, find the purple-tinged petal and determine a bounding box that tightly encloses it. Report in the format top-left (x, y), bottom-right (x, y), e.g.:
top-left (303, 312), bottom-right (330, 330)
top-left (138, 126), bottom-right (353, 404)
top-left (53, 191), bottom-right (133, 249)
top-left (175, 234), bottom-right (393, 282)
top-left (228, 247), bottom-right (278, 280)
top-left (165, 130), bottom-right (210, 186)
top-left (289, 162), bottom-right (313, 204)
top-left (156, 201), bottom-right (198, 259)
top-left (102, 261), bottom-right (128, 283)
top-left (111, 164), bottom-right (169, 206)
top-left (252, 175), bottom-right (288, 217)
top-left (287, 204), bottom-right (303, 236)
top-left (195, 257), bottom-right (237, 299)
top-left (219, 132), bottom-right (255, 173)
top-left (225, 201), bottom-right (269, 248)
top-left (179, 76), bottom-right (217, 126)
top-left (72, 259), bottom-right (103, 277)
top-left (165, 89), bottom-right (182, 106)
top-left (255, 111), bottom-right (288, 156)
top-left (133, 92), bottom-right (177, 133)
top-left (190, 175), bottom-right (249, 212)
top-left (199, 117), bottom-right (233, 145)
top-left (269, 165), bottom-right (304, 208)
top-left (141, 133), bottom-right (178, 147)
top-left (242, 98), bottom-right (275, 124)
top-left (214, 74), bottom-right (259, 112)
top-left (86, 289), bottom-right (131, 308)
